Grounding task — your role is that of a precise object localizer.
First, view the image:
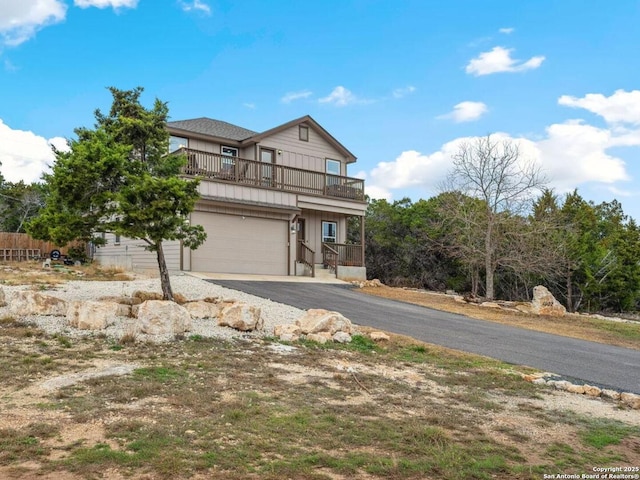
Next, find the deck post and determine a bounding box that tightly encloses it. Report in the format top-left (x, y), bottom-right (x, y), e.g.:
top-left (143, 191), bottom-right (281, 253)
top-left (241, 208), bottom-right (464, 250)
top-left (360, 214), bottom-right (365, 268)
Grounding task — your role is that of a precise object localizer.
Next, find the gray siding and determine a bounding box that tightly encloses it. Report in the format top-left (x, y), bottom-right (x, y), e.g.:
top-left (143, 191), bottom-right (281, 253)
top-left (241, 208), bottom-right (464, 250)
top-left (259, 125), bottom-right (348, 174)
top-left (198, 181), bottom-right (299, 209)
top-left (94, 234), bottom-right (181, 272)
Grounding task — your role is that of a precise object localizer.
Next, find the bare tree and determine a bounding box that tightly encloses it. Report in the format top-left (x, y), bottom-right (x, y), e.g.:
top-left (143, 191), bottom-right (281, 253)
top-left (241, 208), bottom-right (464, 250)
top-left (442, 135), bottom-right (547, 299)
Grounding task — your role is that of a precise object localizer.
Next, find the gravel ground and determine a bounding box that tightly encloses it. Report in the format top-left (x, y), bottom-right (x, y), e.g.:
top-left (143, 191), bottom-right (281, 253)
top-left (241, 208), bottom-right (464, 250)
top-left (0, 274), bottom-right (306, 343)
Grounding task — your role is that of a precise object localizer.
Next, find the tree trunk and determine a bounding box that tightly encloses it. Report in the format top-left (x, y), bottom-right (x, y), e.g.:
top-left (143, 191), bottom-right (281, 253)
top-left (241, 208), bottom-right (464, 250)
top-left (485, 221), bottom-right (495, 300)
top-left (566, 264), bottom-right (573, 312)
top-left (156, 241), bottom-right (174, 301)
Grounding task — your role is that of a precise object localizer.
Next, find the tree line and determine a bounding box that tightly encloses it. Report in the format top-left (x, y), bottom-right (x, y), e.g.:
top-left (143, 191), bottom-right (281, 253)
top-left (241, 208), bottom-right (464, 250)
top-left (0, 179), bottom-right (44, 234)
top-left (358, 190), bottom-right (640, 313)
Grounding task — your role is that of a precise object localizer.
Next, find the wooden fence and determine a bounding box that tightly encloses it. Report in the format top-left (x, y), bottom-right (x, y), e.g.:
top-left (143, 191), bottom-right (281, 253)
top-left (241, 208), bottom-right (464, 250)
top-left (0, 233), bottom-right (81, 261)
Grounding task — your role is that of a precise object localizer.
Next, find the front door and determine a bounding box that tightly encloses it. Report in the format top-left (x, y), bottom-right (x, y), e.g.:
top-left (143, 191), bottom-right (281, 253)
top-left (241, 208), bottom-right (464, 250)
top-left (260, 148), bottom-right (275, 186)
top-left (297, 218), bottom-right (306, 242)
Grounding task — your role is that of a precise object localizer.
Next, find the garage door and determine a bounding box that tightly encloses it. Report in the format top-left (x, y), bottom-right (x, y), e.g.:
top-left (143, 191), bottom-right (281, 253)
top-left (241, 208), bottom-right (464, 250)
top-left (190, 212), bottom-right (288, 275)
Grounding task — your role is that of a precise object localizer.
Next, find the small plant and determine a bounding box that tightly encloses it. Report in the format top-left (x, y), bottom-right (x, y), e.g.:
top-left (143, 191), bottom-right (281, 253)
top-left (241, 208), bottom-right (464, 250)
top-left (346, 334), bottom-right (381, 353)
top-left (54, 334), bottom-right (72, 348)
top-left (580, 420), bottom-right (639, 449)
top-left (118, 331), bottom-right (137, 345)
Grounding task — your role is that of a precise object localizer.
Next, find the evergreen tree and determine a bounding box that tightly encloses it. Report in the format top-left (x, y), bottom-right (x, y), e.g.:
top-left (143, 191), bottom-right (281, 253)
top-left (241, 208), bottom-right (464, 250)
top-left (28, 87), bottom-right (206, 300)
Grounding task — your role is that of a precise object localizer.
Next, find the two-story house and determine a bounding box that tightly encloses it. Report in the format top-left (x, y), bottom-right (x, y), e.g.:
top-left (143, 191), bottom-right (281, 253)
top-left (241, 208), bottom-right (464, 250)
top-left (94, 115), bottom-right (366, 280)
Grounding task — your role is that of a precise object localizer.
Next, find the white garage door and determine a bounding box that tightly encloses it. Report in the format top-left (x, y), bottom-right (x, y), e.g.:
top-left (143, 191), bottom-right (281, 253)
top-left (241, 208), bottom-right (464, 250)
top-left (191, 212), bottom-right (288, 275)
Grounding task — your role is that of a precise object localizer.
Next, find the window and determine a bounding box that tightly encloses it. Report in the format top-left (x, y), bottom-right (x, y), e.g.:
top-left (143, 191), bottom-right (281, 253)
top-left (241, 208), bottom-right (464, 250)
top-left (114, 234), bottom-right (121, 245)
top-left (222, 146), bottom-right (238, 157)
top-left (322, 221), bottom-right (337, 243)
top-left (221, 146), bottom-right (238, 172)
top-left (326, 159), bottom-right (341, 175)
top-left (326, 159), bottom-right (341, 186)
top-left (169, 136), bottom-right (188, 153)
top-left (299, 125), bottom-right (309, 142)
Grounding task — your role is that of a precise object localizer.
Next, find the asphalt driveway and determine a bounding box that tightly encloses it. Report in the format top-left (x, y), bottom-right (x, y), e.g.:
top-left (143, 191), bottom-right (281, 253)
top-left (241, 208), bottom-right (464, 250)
top-left (209, 280), bottom-right (640, 394)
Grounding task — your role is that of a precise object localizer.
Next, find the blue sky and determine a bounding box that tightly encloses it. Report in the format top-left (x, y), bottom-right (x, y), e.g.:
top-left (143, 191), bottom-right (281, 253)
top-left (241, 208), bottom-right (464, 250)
top-left (2, 0), bottom-right (640, 220)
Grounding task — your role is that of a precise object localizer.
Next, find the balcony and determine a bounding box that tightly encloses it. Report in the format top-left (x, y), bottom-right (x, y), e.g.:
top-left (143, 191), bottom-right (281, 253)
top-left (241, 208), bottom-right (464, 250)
top-left (178, 148), bottom-right (365, 202)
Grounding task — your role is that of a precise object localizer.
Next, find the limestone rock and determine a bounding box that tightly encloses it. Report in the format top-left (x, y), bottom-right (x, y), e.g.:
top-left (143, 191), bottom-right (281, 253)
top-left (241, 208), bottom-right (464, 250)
top-left (548, 380), bottom-right (572, 391)
top-left (332, 331), bottom-right (352, 343)
top-left (0, 287), bottom-right (5, 307)
top-left (296, 309), bottom-right (352, 335)
top-left (115, 304), bottom-right (132, 317)
top-left (620, 392), bottom-right (640, 409)
top-left (67, 301), bottom-right (118, 330)
top-left (184, 301), bottom-right (221, 319)
top-left (531, 286), bottom-right (566, 316)
top-left (583, 385), bottom-right (602, 397)
top-left (480, 301), bottom-right (501, 309)
top-left (352, 279), bottom-right (383, 288)
top-left (99, 295), bottom-right (138, 306)
top-left (307, 332), bottom-right (331, 344)
top-left (515, 304), bottom-right (533, 314)
top-left (10, 291), bottom-right (68, 316)
top-left (601, 389), bottom-right (621, 401)
top-left (132, 290), bottom-right (163, 302)
top-left (369, 331), bottom-right (390, 342)
top-left (218, 303), bottom-right (263, 331)
top-left (137, 300), bottom-right (192, 335)
top-left (279, 333), bottom-right (300, 342)
top-left (566, 384), bottom-right (585, 394)
top-left (274, 324), bottom-right (301, 337)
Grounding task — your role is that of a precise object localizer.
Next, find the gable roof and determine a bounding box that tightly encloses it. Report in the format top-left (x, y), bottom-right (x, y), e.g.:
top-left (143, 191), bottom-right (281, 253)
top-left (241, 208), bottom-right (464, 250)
top-left (167, 115), bottom-right (356, 163)
top-left (167, 117), bottom-right (258, 141)
top-left (244, 115), bottom-right (356, 163)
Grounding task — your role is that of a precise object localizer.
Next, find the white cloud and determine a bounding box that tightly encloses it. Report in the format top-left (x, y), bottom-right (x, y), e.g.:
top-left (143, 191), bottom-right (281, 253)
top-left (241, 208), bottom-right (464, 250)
top-left (0, 119), bottom-right (65, 184)
top-left (74, 0), bottom-right (138, 9)
top-left (392, 86), bottom-right (416, 99)
top-left (178, 0), bottom-right (211, 15)
top-left (281, 90), bottom-right (312, 104)
top-left (368, 148), bottom-right (456, 197)
top-left (499, 27), bottom-right (515, 34)
top-left (319, 86), bottom-right (357, 106)
top-left (438, 101), bottom-right (488, 123)
top-left (465, 46), bottom-right (545, 76)
top-left (366, 121), bottom-right (634, 201)
top-left (0, 0), bottom-right (67, 47)
top-left (558, 90), bottom-right (640, 125)
top-left (242, 102), bottom-right (256, 109)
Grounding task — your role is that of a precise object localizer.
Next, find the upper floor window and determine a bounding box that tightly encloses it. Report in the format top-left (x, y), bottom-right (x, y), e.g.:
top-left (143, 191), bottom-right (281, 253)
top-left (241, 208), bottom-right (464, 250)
top-left (169, 136), bottom-right (188, 153)
top-left (326, 159), bottom-right (341, 175)
top-left (221, 146), bottom-right (239, 173)
top-left (222, 146), bottom-right (238, 157)
top-left (299, 125), bottom-right (309, 142)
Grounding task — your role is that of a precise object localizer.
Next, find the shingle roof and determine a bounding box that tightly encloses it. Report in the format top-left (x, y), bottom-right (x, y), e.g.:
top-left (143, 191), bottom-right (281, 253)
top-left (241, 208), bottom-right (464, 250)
top-left (167, 117), bottom-right (258, 141)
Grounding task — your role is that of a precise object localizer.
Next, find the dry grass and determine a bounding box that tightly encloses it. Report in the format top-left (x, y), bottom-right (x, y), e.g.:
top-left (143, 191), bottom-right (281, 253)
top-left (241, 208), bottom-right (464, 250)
top-left (0, 263), bottom-right (638, 478)
top-left (0, 330), bottom-right (638, 480)
top-left (359, 286), bottom-right (640, 350)
top-left (0, 262), bottom-right (132, 286)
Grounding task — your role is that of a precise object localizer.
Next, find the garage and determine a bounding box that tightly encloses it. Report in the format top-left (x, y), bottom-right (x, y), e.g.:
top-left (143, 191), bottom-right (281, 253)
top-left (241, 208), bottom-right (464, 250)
top-left (189, 212), bottom-right (288, 275)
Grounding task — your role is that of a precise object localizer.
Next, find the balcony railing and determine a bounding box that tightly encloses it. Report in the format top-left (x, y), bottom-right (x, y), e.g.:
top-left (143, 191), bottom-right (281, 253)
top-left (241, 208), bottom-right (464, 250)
top-left (178, 148), bottom-right (365, 201)
top-left (322, 243), bottom-right (364, 272)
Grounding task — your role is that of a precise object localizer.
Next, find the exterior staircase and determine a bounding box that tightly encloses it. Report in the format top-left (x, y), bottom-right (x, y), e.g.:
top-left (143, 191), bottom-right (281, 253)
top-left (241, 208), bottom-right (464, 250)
top-left (313, 264), bottom-right (336, 280)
